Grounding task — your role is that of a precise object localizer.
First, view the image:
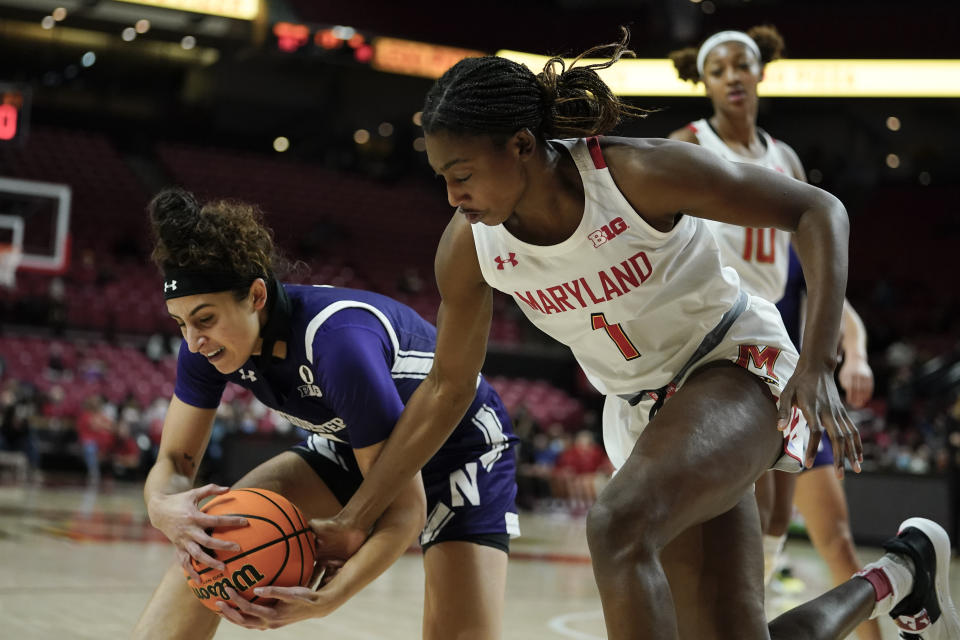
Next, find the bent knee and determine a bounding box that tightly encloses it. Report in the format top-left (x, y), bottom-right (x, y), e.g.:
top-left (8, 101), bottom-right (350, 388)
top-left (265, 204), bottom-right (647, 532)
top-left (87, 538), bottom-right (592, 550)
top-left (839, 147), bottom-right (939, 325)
top-left (586, 493), bottom-right (666, 561)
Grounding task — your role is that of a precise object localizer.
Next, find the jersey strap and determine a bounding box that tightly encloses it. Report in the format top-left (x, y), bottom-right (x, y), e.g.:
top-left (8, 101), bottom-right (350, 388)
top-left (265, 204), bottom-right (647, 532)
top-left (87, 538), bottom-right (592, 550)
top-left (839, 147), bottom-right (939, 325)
top-left (586, 136), bottom-right (606, 169)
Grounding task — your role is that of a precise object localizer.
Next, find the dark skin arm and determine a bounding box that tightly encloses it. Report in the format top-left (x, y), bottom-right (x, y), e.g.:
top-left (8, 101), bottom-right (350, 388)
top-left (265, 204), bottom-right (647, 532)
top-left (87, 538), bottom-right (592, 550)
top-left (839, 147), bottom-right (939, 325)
top-left (602, 137), bottom-right (861, 473)
top-left (310, 213), bottom-right (492, 554)
top-left (668, 132), bottom-right (874, 416)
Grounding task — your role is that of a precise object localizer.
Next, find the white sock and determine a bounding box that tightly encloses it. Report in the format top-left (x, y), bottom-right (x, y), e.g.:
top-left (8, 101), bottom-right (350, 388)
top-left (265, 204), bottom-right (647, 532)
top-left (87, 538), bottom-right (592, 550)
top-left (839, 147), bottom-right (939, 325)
top-left (854, 552), bottom-right (915, 619)
top-left (763, 533), bottom-right (787, 586)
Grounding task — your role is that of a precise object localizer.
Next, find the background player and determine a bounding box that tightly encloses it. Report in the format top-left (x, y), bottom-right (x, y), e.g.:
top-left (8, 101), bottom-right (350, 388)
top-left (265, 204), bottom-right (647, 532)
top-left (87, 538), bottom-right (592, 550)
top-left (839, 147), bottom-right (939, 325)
top-left (308, 30), bottom-right (959, 639)
top-left (131, 188), bottom-right (518, 639)
top-left (667, 26), bottom-right (880, 639)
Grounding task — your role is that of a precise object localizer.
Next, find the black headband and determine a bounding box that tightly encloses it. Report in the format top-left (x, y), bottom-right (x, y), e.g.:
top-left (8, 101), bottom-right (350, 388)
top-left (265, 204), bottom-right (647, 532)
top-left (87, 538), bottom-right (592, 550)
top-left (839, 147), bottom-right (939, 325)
top-left (162, 269), bottom-right (262, 300)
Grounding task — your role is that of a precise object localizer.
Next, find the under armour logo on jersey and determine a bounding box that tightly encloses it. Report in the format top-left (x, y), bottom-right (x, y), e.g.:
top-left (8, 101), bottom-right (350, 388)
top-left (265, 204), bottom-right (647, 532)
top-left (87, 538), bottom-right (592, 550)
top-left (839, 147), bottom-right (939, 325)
top-left (164, 280), bottom-right (177, 292)
top-left (494, 253), bottom-right (518, 270)
top-left (588, 217), bottom-right (628, 248)
top-left (239, 369), bottom-right (257, 382)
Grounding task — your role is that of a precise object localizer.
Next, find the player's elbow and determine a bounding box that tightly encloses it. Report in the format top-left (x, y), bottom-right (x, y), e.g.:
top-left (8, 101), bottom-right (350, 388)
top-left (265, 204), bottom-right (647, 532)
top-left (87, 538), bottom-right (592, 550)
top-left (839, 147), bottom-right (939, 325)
top-left (799, 189), bottom-right (849, 240)
top-left (393, 482), bottom-right (428, 545)
top-left (424, 367), bottom-right (480, 413)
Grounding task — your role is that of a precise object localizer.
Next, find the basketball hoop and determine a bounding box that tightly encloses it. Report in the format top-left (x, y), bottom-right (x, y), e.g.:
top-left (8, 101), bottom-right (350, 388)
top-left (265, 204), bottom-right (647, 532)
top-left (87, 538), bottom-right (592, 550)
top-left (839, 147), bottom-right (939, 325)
top-left (0, 243), bottom-right (22, 288)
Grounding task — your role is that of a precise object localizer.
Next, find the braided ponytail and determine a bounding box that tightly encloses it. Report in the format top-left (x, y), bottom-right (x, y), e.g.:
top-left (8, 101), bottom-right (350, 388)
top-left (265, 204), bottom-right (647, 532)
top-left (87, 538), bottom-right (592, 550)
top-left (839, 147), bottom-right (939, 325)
top-left (422, 27), bottom-right (650, 141)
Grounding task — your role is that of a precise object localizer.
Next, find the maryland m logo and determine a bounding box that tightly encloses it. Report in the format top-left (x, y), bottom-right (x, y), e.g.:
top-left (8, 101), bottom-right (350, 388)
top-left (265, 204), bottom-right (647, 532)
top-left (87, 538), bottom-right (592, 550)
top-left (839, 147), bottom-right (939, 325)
top-left (736, 345), bottom-right (781, 382)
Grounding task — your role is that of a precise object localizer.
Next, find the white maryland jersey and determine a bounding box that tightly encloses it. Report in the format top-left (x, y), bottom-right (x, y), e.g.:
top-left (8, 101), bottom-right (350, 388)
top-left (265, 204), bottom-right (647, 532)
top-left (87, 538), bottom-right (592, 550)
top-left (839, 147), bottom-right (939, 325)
top-left (471, 137), bottom-right (741, 397)
top-left (688, 119), bottom-right (794, 302)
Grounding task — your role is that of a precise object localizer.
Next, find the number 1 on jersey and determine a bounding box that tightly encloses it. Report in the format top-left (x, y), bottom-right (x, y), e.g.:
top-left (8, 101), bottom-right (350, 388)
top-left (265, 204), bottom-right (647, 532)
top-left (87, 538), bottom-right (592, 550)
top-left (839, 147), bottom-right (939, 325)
top-left (591, 312), bottom-right (640, 361)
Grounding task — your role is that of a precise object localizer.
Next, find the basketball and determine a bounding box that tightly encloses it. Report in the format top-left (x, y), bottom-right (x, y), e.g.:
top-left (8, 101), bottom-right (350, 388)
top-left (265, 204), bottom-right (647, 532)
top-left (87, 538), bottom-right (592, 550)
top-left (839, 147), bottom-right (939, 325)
top-left (183, 488), bottom-right (317, 612)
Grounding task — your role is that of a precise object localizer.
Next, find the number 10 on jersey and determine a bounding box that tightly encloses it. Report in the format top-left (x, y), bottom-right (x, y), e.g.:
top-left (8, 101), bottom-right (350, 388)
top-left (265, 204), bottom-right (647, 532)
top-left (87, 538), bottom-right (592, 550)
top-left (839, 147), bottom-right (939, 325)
top-left (591, 312), bottom-right (640, 360)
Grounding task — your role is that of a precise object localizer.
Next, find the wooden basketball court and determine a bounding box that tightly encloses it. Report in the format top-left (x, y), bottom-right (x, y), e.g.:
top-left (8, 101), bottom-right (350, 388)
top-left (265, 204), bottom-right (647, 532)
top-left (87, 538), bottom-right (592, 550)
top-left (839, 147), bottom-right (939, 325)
top-left (0, 478), bottom-right (954, 639)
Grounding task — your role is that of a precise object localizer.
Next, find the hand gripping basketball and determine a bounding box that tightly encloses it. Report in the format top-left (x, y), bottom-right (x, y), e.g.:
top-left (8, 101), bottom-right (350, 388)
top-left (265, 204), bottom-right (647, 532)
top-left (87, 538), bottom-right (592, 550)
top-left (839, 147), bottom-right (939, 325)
top-left (147, 484), bottom-right (249, 582)
top-left (182, 488), bottom-right (317, 613)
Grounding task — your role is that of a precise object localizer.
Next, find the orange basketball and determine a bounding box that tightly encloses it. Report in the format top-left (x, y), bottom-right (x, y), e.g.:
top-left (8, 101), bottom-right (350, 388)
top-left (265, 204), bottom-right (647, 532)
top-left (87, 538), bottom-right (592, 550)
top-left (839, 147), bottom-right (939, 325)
top-left (183, 488), bottom-right (316, 612)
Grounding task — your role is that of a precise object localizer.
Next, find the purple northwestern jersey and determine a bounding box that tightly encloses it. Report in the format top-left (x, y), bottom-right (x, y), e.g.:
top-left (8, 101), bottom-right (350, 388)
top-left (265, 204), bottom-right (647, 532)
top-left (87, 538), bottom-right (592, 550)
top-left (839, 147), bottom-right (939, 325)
top-left (175, 284), bottom-right (520, 543)
top-left (775, 247), bottom-right (804, 350)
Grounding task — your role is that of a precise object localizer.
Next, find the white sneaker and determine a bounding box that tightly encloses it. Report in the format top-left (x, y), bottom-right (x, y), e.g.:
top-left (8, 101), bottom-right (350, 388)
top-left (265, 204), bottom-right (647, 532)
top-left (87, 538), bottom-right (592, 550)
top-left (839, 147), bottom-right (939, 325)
top-left (886, 518), bottom-right (960, 639)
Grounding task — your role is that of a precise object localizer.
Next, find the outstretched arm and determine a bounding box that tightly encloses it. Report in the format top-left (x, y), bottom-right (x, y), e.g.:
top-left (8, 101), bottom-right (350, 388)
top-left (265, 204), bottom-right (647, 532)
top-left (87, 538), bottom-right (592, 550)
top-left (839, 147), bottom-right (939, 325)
top-left (144, 396), bottom-right (249, 579)
top-left (216, 441), bottom-right (427, 629)
top-left (316, 214), bottom-right (492, 548)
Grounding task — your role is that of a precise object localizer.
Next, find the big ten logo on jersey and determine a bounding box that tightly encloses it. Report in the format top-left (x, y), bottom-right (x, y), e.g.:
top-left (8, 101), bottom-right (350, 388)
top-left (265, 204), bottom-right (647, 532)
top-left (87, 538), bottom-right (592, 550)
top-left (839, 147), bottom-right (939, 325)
top-left (588, 216), bottom-right (629, 248)
top-left (296, 365), bottom-right (323, 399)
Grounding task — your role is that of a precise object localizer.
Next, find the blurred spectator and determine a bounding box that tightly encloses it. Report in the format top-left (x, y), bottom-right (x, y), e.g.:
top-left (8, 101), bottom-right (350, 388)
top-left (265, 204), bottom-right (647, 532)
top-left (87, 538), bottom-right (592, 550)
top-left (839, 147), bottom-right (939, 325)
top-left (47, 277), bottom-right (67, 334)
top-left (144, 396), bottom-right (169, 457)
top-left (886, 365), bottom-right (916, 429)
top-left (517, 431), bottom-right (555, 510)
top-left (145, 333), bottom-right (168, 363)
top-left (110, 421), bottom-right (142, 480)
top-left (78, 350), bottom-right (106, 383)
top-left (551, 430), bottom-right (611, 514)
top-left (46, 343), bottom-right (65, 381)
top-left (75, 395), bottom-right (115, 483)
top-left (0, 380), bottom-right (40, 475)
top-left (397, 267), bottom-right (424, 295)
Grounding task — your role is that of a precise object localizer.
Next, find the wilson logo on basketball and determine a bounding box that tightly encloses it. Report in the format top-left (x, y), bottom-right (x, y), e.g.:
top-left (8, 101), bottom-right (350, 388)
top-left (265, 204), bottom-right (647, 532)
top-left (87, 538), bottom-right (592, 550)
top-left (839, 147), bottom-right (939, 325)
top-left (183, 488), bottom-right (317, 612)
top-left (191, 564), bottom-right (266, 602)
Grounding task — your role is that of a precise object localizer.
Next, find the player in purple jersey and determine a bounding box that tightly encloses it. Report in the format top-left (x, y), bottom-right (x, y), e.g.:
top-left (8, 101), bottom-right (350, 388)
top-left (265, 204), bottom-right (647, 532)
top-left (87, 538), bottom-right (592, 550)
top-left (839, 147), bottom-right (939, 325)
top-left (668, 28), bottom-right (880, 639)
top-left (308, 29), bottom-right (958, 640)
top-left (131, 188), bottom-right (518, 639)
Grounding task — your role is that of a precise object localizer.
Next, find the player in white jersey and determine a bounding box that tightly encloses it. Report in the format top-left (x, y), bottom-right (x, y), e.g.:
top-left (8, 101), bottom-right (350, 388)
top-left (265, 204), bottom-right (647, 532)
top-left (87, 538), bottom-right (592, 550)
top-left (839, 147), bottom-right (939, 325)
top-left (668, 27), bottom-right (881, 640)
top-left (308, 29), bottom-right (959, 640)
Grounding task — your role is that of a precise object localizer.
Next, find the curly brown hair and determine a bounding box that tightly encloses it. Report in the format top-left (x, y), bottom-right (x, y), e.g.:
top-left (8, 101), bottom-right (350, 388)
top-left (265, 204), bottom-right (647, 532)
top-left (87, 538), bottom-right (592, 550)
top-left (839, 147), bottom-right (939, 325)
top-left (669, 25), bottom-right (786, 83)
top-left (421, 27), bottom-right (652, 141)
top-left (148, 187), bottom-right (286, 297)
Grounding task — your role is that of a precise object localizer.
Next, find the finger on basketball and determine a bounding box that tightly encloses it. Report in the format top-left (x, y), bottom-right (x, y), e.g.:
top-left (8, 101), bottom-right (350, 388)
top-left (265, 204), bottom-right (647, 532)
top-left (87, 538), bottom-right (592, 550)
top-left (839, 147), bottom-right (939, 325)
top-left (254, 586), bottom-right (313, 602)
top-left (179, 550), bottom-right (202, 582)
top-left (197, 512), bottom-right (249, 532)
top-left (215, 600), bottom-right (246, 625)
top-left (194, 528), bottom-right (241, 552)
top-left (195, 484), bottom-right (231, 500)
top-left (186, 540), bottom-right (225, 570)
top-left (225, 586), bottom-right (274, 618)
